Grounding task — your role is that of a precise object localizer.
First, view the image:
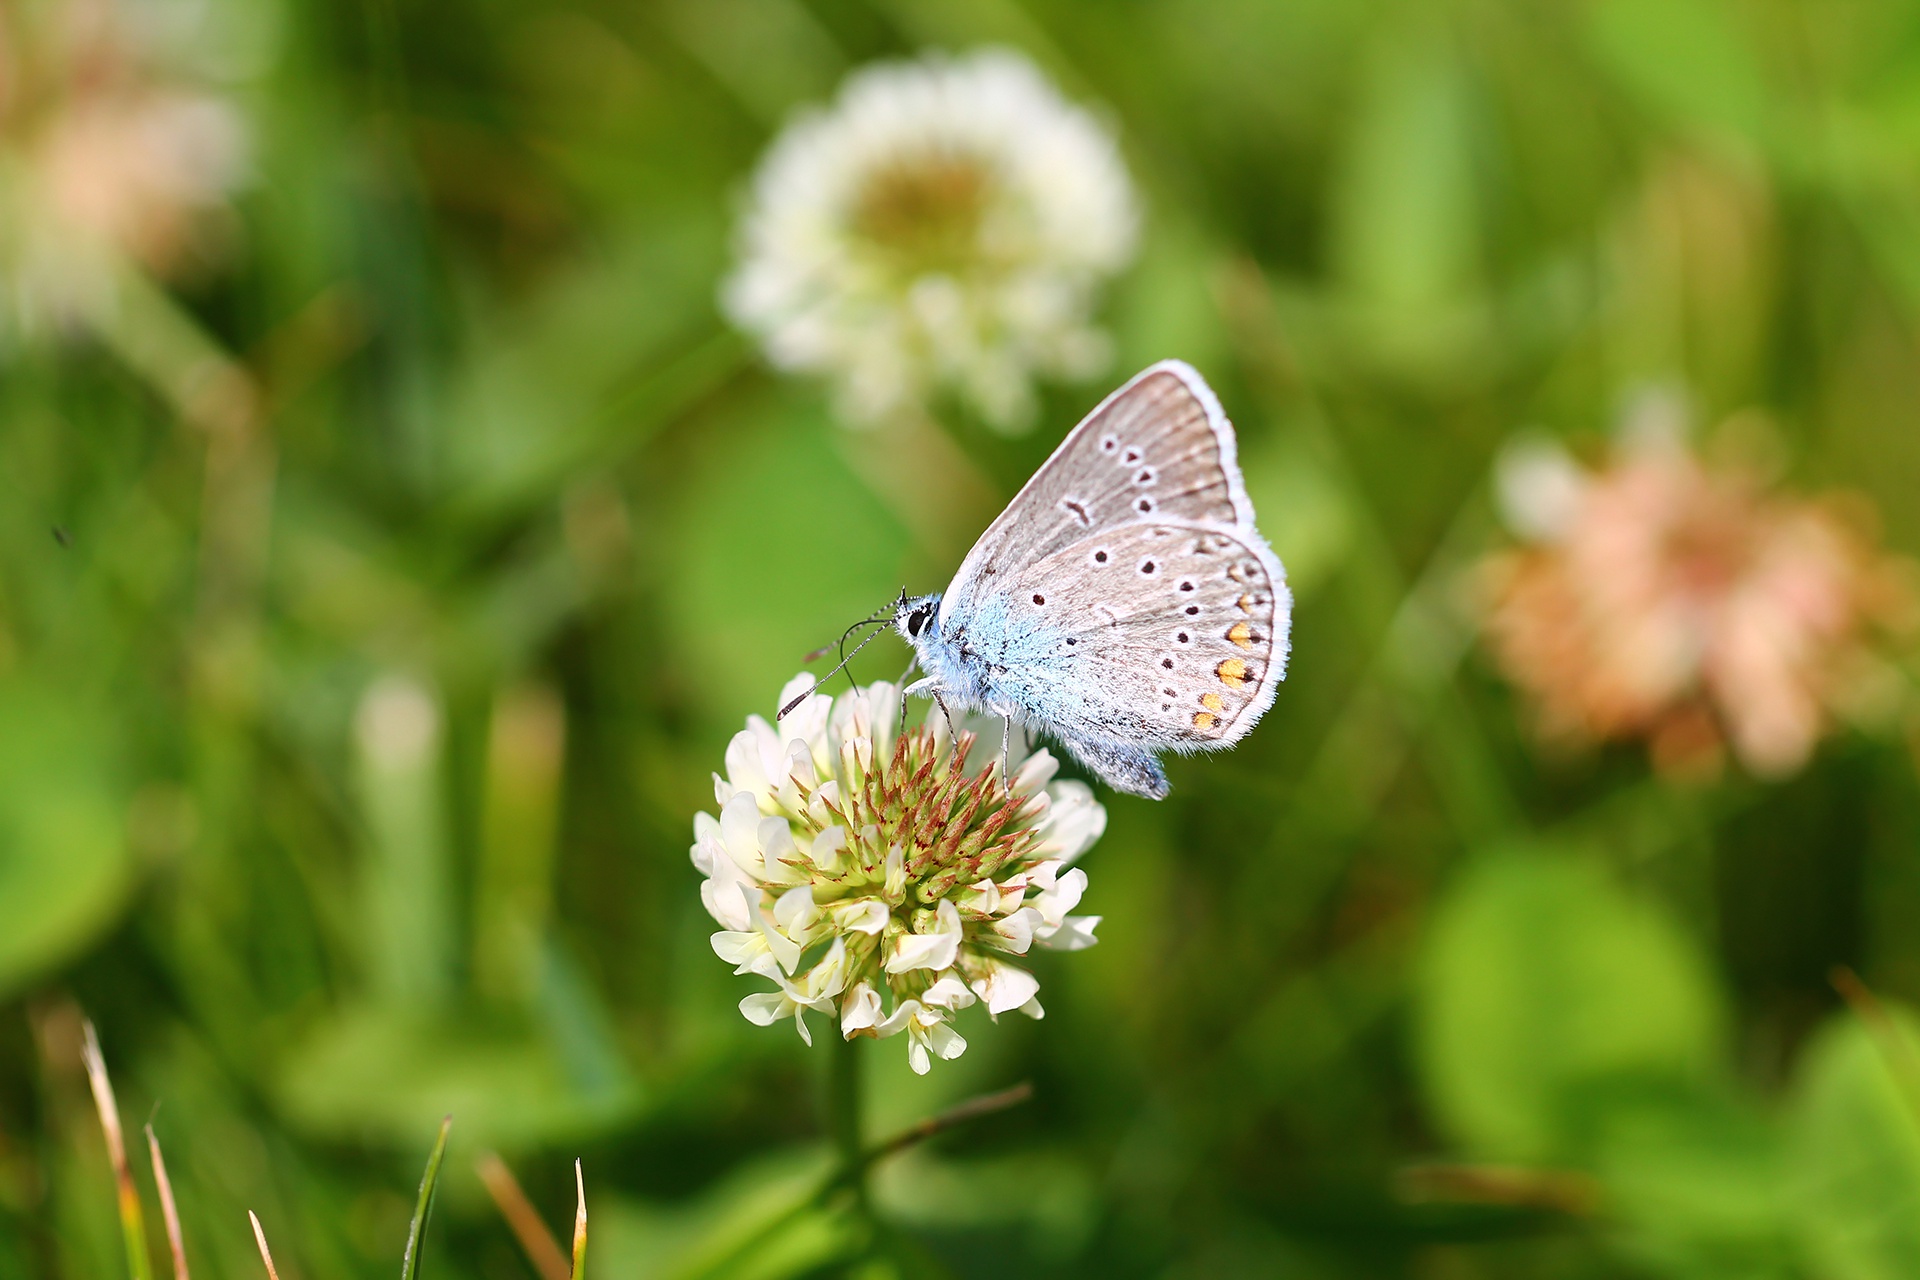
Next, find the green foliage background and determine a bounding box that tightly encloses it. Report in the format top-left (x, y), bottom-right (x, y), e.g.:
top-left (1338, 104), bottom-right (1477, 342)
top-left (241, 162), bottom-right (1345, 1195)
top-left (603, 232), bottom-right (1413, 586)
top-left (6, 0), bottom-right (1920, 1276)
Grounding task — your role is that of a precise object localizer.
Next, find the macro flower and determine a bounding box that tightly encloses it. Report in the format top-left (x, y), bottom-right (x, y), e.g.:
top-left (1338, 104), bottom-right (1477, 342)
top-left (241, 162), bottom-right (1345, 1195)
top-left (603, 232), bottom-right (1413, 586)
top-left (0, 0), bottom-right (249, 331)
top-left (693, 675), bottom-right (1105, 1073)
top-left (722, 48), bottom-right (1138, 433)
top-left (1480, 406), bottom-right (1913, 777)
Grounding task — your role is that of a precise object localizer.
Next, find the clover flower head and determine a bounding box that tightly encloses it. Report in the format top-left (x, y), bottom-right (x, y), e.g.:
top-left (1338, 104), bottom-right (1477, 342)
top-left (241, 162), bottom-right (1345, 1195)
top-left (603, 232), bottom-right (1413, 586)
top-left (1481, 406), bottom-right (1914, 777)
top-left (0, 0), bottom-right (250, 331)
top-left (693, 675), bottom-right (1106, 1073)
top-left (722, 48), bottom-right (1139, 433)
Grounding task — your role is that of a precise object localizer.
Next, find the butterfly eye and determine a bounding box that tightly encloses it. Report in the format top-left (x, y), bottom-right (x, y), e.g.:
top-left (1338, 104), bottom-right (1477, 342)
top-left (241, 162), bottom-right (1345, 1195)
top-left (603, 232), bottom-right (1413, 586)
top-left (905, 607), bottom-right (930, 638)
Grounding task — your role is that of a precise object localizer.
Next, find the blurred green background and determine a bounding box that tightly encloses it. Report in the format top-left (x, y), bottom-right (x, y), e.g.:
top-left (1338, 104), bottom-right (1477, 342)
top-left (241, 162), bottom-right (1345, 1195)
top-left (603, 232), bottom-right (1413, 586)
top-left (7, 0), bottom-right (1920, 1276)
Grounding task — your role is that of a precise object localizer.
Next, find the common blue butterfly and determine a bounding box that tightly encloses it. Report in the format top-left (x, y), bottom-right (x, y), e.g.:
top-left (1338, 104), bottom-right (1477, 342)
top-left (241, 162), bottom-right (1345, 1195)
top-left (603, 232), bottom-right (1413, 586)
top-left (886, 360), bottom-right (1295, 799)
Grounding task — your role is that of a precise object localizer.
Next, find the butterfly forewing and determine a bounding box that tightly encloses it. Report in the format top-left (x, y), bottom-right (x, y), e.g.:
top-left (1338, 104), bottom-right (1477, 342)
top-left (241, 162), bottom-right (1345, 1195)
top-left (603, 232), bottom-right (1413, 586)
top-left (1008, 521), bottom-right (1287, 748)
top-left (940, 362), bottom-right (1252, 627)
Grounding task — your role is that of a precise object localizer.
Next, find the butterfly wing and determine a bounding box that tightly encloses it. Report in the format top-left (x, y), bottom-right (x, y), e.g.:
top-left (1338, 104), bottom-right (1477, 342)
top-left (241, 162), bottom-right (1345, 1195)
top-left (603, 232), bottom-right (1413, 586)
top-left (993, 520), bottom-right (1288, 749)
top-left (932, 361), bottom-right (1291, 796)
top-left (937, 361), bottom-right (1255, 628)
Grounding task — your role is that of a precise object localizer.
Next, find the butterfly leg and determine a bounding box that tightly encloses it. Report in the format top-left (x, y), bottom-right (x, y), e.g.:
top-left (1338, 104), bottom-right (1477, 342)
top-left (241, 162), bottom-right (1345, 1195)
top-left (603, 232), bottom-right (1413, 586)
top-left (895, 657), bottom-right (919, 738)
top-left (1000, 712), bottom-right (1014, 792)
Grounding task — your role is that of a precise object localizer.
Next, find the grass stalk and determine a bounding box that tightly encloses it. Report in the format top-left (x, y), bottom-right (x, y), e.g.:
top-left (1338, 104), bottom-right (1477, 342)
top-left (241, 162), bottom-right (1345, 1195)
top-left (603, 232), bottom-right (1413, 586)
top-left (247, 1212), bottom-right (281, 1280)
top-left (475, 1152), bottom-right (569, 1280)
top-left (145, 1126), bottom-right (191, 1280)
top-left (400, 1117), bottom-right (453, 1280)
top-left (80, 1021), bottom-right (154, 1280)
top-left (569, 1160), bottom-right (587, 1280)
top-left (823, 1030), bottom-right (866, 1213)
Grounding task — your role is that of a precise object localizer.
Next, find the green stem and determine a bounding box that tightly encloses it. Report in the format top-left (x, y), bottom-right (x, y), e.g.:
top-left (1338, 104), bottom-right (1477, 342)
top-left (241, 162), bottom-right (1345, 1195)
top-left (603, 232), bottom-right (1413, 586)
top-left (823, 1031), bottom-right (867, 1214)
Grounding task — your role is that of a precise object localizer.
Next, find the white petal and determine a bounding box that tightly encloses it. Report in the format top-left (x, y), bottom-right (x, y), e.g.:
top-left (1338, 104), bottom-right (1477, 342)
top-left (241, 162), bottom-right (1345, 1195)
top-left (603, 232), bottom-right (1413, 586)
top-left (809, 825), bottom-right (848, 873)
top-left (990, 907), bottom-right (1041, 955)
top-left (922, 974), bottom-right (977, 1010)
top-left (1037, 781), bottom-right (1105, 863)
top-left (1039, 914), bottom-right (1100, 951)
top-left (907, 1038), bottom-right (931, 1075)
top-left (773, 883), bottom-right (817, 931)
top-left (971, 959), bottom-right (1040, 1016)
top-left (723, 729), bottom-right (773, 803)
top-left (710, 930), bottom-right (764, 965)
top-left (887, 930), bottom-right (960, 973)
top-left (829, 897), bottom-right (889, 935)
top-left (796, 937), bottom-right (850, 1001)
top-left (841, 982), bottom-right (883, 1036)
top-left (739, 992), bottom-right (789, 1026)
top-left (699, 873), bottom-right (756, 933)
top-left (785, 741), bottom-right (818, 791)
top-left (924, 1021), bottom-right (967, 1061)
top-left (1033, 867), bottom-right (1087, 927)
top-left (875, 998), bottom-right (920, 1039)
top-left (754, 902), bottom-right (805, 975)
top-left (1012, 748), bottom-right (1059, 794)
top-left (718, 792), bottom-right (766, 874)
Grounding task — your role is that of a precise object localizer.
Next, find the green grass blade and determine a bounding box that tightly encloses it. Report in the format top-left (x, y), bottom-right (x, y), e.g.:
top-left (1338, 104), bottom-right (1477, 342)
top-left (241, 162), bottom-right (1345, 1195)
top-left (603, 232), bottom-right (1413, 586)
top-left (399, 1117), bottom-right (453, 1280)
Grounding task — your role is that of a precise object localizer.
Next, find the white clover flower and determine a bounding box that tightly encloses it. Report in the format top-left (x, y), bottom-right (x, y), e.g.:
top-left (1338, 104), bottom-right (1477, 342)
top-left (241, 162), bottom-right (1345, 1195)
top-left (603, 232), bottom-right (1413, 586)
top-left (722, 49), bottom-right (1139, 433)
top-left (693, 676), bottom-right (1106, 1073)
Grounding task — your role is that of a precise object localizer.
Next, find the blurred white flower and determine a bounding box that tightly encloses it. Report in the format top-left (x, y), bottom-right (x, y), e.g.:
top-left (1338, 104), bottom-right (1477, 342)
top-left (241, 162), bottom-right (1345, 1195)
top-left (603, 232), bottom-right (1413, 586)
top-left (0, 0), bottom-right (250, 331)
top-left (693, 676), bottom-right (1105, 1073)
top-left (723, 49), bottom-right (1138, 433)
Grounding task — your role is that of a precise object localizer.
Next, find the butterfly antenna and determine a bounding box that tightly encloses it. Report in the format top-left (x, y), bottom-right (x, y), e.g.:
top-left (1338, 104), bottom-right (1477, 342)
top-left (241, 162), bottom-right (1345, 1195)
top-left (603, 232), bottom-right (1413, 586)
top-left (771, 591), bottom-right (906, 721)
top-left (779, 621), bottom-right (895, 719)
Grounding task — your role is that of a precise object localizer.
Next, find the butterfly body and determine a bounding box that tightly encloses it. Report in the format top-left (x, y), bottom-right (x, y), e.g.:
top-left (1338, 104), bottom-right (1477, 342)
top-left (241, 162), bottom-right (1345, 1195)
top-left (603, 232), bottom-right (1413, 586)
top-left (895, 361), bottom-right (1291, 799)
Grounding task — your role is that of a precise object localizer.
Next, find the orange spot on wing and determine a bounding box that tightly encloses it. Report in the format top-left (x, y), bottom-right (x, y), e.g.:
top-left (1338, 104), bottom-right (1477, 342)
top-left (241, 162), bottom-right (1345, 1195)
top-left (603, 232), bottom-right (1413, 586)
top-left (1217, 658), bottom-right (1249, 688)
top-left (1227, 621), bottom-right (1255, 650)
top-left (1192, 711), bottom-right (1218, 730)
top-left (1200, 692), bottom-right (1225, 712)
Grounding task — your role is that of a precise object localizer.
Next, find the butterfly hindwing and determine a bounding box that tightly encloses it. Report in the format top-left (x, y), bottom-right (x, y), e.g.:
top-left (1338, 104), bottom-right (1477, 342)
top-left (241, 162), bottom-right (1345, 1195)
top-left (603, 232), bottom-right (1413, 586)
top-left (939, 361), bottom-right (1252, 628)
top-left (995, 520), bottom-right (1289, 754)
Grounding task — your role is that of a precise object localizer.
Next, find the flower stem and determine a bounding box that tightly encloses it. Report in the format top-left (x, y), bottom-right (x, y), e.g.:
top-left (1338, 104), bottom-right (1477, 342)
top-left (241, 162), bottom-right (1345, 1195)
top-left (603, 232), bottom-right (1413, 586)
top-left (823, 1030), bottom-right (867, 1213)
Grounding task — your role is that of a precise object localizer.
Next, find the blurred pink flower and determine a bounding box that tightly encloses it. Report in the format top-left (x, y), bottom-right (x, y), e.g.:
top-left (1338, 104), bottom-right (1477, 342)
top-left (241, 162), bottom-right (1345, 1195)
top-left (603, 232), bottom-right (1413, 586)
top-left (0, 0), bottom-right (247, 323)
top-left (1481, 418), bottom-right (1913, 778)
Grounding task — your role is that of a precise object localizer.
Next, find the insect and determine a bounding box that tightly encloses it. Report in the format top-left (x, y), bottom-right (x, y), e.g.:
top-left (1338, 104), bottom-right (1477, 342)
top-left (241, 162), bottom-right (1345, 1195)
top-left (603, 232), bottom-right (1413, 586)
top-left (791, 361), bottom-right (1290, 799)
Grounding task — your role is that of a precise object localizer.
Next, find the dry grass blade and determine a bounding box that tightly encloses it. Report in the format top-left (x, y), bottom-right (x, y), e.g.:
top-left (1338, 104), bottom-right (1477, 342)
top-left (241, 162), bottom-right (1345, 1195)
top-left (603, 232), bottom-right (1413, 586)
top-left (569, 1160), bottom-right (587, 1280)
top-left (400, 1117), bottom-right (453, 1280)
top-left (474, 1152), bottom-right (569, 1280)
top-left (146, 1125), bottom-right (190, 1280)
top-left (247, 1212), bottom-right (281, 1280)
top-left (81, 1020), bottom-right (155, 1280)
top-left (1394, 1162), bottom-right (1602, 1217)
top-left (861, 1082), bottom-right (1034, 1170)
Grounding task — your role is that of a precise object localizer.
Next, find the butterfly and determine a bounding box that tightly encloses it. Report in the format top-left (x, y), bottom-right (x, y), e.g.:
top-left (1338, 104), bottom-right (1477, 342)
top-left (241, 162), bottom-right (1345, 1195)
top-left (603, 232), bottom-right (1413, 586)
top-left (790, 361), bottom-right (1290, 798)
